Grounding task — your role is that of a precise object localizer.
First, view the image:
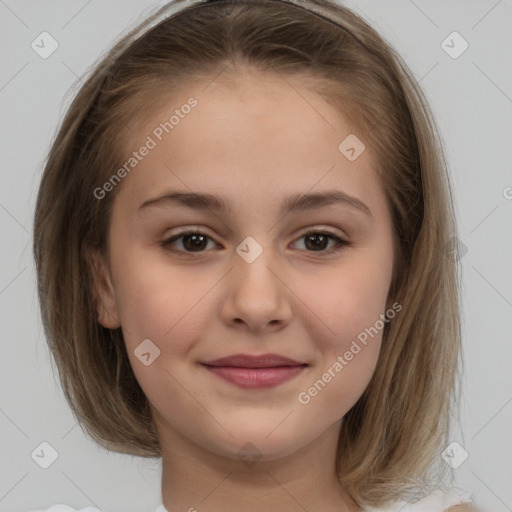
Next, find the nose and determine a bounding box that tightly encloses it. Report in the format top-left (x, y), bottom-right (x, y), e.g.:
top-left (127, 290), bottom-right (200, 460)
top-left (220, 244), bottom-right (293, 333)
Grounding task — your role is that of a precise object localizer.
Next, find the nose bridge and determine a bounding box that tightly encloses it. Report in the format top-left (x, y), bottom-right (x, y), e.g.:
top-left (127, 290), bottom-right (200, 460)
top-left (222, 234), bottom-right (292, 329)
top-left (233, 234), bottom-right (279, 293)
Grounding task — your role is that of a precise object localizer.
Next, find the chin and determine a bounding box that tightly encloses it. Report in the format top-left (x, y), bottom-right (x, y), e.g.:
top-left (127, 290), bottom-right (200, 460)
top-left (207, 424), bottom-right (310, 464)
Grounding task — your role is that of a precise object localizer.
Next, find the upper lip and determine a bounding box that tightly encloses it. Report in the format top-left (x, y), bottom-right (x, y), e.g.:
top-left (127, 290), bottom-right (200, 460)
top-left (202, 353), bottom-right (306, 368)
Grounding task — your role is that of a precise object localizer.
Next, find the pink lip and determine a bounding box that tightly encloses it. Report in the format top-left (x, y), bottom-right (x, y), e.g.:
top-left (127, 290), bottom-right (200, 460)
top-left (201, 353), bottom-right (307, 389)
top-left (202, 365), bottom-right (306, 389)
top-left (202, 353), bottom-right (304, 368)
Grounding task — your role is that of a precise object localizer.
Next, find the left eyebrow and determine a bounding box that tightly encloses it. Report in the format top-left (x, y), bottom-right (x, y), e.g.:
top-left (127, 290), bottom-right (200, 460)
top-left (138, 189), bottom-right (373, 220)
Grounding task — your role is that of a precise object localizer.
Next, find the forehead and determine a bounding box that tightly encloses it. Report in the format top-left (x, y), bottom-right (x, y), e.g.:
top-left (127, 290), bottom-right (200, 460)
top-left (113, 72), bottom-right (386, 219)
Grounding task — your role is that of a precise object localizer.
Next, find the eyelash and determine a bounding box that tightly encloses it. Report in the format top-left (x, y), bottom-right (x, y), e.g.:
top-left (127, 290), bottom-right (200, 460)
top-left (160, 228), bottom-right (350, 256)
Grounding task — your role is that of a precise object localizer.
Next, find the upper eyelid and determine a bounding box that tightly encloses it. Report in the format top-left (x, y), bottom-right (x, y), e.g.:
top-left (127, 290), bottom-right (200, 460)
top-left (166, 225), bottom-right (347, 240)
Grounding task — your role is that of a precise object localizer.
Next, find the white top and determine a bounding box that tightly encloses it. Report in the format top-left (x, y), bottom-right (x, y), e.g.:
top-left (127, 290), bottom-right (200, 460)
top-left (27, 487), bottom-right (474, 512)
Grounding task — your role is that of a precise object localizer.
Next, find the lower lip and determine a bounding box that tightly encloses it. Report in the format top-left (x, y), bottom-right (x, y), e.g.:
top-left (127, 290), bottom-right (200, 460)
top-left (202, 364), bottom-right (306, 389)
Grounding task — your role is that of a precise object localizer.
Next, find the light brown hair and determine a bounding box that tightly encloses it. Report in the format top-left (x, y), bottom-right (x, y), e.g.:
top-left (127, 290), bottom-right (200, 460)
top-left (33, 0), bottom-right (464, 507)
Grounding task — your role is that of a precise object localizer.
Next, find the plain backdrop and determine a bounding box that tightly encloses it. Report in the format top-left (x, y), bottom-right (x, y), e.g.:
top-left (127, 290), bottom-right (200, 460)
top-left (0, 1), bottom-right (511, 511)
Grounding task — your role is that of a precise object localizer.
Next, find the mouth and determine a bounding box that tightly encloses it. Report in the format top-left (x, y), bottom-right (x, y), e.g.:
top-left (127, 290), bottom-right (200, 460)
top-left (200, 353), bottom-right (308, 389)
top-left (202, 353), bottom-right (306, 368)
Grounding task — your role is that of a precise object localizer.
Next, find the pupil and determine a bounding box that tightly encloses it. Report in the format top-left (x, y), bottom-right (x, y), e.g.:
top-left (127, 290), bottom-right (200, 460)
top-left (306, 233), bottom-right (327, 251)
top-left (184, 234), bottom-right (206, 251)
top-left (182, 233), bottom-right (328, 252)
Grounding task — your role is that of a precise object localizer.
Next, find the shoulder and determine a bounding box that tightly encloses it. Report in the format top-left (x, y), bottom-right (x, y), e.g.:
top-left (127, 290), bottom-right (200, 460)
top-left (408, 487), bottom-right (475, 511)
top-left (410, 487), bottom-right (475, 512)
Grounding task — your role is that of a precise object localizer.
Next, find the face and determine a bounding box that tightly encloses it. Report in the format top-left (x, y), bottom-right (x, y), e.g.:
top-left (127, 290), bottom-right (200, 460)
top-left (93, 69), bottom-right (396, 464)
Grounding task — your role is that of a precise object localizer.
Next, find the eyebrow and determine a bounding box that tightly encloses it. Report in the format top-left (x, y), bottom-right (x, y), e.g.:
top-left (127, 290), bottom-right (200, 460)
top-left (138, 189), bottom-right (373, 219)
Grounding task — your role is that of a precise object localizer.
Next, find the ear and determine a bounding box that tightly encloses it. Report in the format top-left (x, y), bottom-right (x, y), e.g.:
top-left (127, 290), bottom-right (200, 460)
top-left (87, 246), bottom-right (121, 329)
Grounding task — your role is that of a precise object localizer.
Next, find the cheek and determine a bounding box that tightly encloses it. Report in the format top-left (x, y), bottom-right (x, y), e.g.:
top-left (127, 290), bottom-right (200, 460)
top-left (111, 250), bottom-right (217, 352)
top-left (295, 258), bottom-right (389, 413)
top-left (297, 251), bottom-right (392, 351)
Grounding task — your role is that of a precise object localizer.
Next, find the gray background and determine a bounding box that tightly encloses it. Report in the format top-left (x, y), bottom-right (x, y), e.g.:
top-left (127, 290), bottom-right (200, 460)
top-left (1, 1), bottom-right (511, 511)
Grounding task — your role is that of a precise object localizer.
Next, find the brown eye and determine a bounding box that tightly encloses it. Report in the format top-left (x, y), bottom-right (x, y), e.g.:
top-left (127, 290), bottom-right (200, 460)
top-left (161, 231), bottom-right (217, 253)
top-left (160, 228), bottom-right (350, 256)
top-left (292, 230), bottom-right (350, 254)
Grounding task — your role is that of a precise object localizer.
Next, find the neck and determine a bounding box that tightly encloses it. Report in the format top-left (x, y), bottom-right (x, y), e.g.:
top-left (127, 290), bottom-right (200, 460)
top-left (159, 420), bottom-right (361, 512)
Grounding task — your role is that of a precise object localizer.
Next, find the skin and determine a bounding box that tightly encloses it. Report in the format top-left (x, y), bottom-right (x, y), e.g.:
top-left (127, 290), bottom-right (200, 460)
top-left (92, 68), bottom-right (397, 512)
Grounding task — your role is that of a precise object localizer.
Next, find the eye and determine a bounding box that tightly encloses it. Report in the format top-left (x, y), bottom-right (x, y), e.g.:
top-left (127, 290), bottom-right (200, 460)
top-left (160, 228), bottom-right (350, 255)
top-left (161, 230), bottom-right (219, 253)
top-left (292, 228), bottom-right (350, 254)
